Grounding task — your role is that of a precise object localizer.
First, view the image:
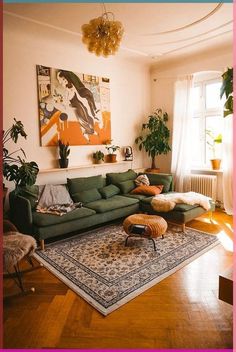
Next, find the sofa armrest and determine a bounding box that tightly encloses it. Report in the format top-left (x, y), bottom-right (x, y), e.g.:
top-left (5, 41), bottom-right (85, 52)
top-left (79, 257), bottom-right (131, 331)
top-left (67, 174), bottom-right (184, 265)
top-left (9, 192), bottom-right (33, 235)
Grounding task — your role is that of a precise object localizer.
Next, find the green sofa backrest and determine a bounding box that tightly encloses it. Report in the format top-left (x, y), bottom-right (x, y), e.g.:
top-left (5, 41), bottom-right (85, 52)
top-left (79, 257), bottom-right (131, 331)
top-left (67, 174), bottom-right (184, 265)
top-left (67, 175), bottom-right (106, 203)
top-left (143, 173), bottom-right (174, 193)
top-left (106, 169), bottom-right (137, 185)
top-left (67, 175), bottom-right (105, 193)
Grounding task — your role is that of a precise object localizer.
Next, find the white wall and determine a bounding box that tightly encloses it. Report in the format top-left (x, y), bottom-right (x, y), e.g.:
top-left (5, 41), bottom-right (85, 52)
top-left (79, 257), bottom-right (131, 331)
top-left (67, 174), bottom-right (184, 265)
top-left (3, 14), bottom-right (151, 188)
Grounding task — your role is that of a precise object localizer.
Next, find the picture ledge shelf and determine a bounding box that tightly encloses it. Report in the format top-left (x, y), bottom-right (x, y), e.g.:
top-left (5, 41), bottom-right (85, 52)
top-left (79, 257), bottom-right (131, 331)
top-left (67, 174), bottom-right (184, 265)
top-left (39, 161), bottom-right (132, 174)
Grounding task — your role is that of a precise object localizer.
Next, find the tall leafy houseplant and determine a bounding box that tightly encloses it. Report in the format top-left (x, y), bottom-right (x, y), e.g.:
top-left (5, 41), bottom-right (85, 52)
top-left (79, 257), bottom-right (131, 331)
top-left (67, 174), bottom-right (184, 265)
top-left (3, 119), bottom-right (39, 188)
top-left (220, 67), bottom-right (233, 117)
top-left (135, 109), bottom-right (171, 169)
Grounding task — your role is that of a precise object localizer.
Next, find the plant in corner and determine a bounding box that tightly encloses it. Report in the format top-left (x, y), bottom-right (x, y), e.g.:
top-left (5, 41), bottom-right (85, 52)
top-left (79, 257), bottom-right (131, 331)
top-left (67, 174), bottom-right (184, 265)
top-left (58, 139), bottom-right (70, 168)
top-left (220, 67), bottom-right (233, 117)
top-left (93, 150), bottom-right (105, 164)
top-left (135, 108), bottom-right (171, 170)
top-left (3, 119), bottom-right (39, 191)
top-left (104, 140), bottom-right (120, 163)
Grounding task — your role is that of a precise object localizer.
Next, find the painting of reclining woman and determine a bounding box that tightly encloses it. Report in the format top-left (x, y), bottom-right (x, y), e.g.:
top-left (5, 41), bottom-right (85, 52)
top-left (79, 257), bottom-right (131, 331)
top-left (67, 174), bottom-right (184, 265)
top-left (36, 65), bottom-right (111, 146)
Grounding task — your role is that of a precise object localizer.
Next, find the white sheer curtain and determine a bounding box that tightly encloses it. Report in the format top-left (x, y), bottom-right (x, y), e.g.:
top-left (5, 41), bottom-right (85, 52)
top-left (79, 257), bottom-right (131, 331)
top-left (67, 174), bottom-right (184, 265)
top-left (222, 114), bottom-right (233, 215)
top-left (171, 75), bottom-right (194, 192)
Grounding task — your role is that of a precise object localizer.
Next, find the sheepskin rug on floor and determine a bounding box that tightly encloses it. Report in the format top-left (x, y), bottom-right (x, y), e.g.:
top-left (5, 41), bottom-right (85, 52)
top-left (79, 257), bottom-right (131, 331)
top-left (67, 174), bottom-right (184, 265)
top-left (34, 223), bottom-right (219, 315)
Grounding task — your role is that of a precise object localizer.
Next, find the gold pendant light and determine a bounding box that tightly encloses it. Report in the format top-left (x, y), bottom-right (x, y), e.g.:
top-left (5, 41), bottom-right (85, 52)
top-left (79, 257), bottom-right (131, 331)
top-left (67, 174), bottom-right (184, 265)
top-left (81, 6), bottom-right (124, 58)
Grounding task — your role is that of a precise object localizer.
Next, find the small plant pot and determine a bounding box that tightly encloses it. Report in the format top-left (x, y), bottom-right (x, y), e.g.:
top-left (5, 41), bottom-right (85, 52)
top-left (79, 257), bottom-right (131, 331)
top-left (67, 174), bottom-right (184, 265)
top-left (146, 168), bottom-right (160, 174)
top-left (59, 158), bottom-right (69, 168)
top-left (107, 154), bottom-right (117, 163)
top-left (210, 159), bottom-right (221, 170)
top-left (93, 159), bottom-right (102, 164)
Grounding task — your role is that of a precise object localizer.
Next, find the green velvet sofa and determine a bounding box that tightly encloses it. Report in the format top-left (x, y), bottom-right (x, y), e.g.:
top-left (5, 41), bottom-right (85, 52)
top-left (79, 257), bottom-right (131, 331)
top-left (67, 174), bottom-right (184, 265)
top-left (9, 170), bottom-right (214, 249)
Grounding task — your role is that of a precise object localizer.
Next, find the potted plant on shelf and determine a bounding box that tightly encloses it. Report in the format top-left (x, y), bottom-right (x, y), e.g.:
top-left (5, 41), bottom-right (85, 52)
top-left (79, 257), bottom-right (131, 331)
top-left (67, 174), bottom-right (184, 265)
top-left (105, 140), bottom-right (120, 163)
top-left (3, 118), bottom-right (39, 197)
top-left (206, 130), bottom-right (222, 170)
top-left (92, 150), bottom-right (105, 164)
top-left (58, 139), bottom-right (70, 168)
top-left (135, 108), bottom-right (171, 172)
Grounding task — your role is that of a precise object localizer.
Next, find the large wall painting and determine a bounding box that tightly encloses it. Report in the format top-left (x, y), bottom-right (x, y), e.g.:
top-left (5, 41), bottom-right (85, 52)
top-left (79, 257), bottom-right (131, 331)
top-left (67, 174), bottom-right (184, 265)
top-left (36, 65), bottom-right (111, 146)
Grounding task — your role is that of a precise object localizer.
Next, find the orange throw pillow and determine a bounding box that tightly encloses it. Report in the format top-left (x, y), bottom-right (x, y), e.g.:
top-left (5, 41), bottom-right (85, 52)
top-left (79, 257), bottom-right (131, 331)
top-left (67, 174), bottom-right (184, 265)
top-left (131, 185), bottom-right (163, 196)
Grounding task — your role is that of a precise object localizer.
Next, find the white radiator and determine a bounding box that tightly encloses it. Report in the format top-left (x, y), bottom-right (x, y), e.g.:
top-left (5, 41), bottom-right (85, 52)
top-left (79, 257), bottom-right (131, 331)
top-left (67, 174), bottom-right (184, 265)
top-left (184, 174), bottom-right (217, 201)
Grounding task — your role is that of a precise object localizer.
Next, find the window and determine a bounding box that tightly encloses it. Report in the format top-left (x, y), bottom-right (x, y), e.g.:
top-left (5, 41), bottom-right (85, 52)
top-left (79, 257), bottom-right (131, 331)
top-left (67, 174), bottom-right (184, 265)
top-left (191, 78), bottom-right (224, 168)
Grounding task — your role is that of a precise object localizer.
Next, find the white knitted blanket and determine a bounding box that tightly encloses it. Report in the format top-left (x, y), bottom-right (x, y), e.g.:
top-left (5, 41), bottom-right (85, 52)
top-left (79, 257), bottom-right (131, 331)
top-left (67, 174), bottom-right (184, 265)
top-left (151, 192), bottom-right (211, 212)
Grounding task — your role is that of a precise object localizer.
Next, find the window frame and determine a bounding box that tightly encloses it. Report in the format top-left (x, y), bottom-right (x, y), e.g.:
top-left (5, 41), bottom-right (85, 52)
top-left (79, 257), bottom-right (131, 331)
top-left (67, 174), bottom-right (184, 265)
top-left (192, 77), bottom-right (223, 168)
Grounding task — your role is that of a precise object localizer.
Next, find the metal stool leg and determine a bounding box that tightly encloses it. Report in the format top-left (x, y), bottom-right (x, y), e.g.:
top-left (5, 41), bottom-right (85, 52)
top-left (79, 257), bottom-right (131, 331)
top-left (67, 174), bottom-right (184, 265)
top-left (125, 236), bottom-right (130, 247)
top-left (26, 255), bottom-right (34, 267)
top-left (150, 238), bottom-right (157, 251)
top-left (11, 262), bottom-right (25, 292)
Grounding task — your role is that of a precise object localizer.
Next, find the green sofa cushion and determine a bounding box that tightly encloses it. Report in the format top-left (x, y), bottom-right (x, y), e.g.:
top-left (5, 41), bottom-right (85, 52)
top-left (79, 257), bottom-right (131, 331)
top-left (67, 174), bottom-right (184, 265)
top-left (144, 173), bottom-right (173, 193)
top-left (99, 184), bottom-right (120, 199)
top-left (118, 180), bottom-right (136, 194)
top-left (32, 206), bottom-right (96, 227)
top-left (106, 169), bottom-right (137, 185)
top-left (73, 188), bottom-right (102, 204)
top-left (173, 203), bottom-right (199, 212)
top-left (17, 185), bottom-right (39, 209)
top-left (86, 195), bottom-right (139, 213)
top-left (67, 175), bottom-right (104, 195)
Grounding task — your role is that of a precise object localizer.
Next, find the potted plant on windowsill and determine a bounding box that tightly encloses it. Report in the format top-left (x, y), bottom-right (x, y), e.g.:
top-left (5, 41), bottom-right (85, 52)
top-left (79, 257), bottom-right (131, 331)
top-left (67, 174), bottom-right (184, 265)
top-left (206, 130), bottom-right (222, 170)
top-left (92, 150), bottom-right (105, 164)
top-left (135, 108), bottom-right (171, 172)
top-left (3, 119), bottom-right (39, 200)
top-left (105, 140), bottom-right (120, 163)
top-left (58, 139), bottom-right (70, 168)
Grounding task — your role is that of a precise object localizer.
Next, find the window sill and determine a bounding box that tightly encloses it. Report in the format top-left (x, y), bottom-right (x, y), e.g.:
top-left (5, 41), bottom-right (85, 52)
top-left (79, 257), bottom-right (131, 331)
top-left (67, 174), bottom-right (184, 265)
top-left (191, 168), bottom-right (223, 174)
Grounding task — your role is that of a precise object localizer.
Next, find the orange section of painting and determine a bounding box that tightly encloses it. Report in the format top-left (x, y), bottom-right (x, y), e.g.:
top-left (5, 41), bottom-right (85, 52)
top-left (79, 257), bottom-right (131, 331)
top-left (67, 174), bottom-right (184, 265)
top-left (42, 111), bottom-right (111, 146)
top-left (41, 111), bottom-right (61, 137)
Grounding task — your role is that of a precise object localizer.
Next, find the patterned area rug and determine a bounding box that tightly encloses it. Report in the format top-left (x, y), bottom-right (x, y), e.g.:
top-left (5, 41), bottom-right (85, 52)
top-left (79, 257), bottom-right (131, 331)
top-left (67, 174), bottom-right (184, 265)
top-left (34, 224), bottom-right (219, 315)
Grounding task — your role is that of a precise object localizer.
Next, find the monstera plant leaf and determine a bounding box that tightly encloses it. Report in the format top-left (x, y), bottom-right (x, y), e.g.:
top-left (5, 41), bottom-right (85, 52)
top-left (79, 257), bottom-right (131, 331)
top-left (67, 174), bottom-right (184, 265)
top-left (3, 119), bottom-right (39, 188)
top-left (220, 67), bottom-right (233, 117)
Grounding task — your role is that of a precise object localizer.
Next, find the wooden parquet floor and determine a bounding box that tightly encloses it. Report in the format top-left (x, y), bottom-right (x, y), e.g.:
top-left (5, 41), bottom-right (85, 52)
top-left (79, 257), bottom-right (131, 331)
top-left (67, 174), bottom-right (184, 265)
top-left (3, 209), bottom-right (233, 349)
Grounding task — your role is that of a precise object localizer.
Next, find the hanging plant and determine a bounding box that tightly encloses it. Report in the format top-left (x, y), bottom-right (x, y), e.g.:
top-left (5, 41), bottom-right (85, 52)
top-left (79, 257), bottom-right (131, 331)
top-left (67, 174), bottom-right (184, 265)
top-left (220, 67), bottom-right (233, 117)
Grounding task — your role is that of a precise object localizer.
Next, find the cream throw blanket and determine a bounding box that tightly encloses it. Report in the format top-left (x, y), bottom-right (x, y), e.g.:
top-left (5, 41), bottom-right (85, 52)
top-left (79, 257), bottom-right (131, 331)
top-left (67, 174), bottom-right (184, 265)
top-left (151, 192), bottom-right (211, 212)
top-left (36, 184), bottom-right (82, 216)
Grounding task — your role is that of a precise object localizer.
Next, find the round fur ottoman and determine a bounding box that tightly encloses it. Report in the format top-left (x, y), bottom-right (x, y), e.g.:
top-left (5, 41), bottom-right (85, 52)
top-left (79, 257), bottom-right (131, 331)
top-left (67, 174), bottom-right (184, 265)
top-left (123, 214), bottom-right (167, 251)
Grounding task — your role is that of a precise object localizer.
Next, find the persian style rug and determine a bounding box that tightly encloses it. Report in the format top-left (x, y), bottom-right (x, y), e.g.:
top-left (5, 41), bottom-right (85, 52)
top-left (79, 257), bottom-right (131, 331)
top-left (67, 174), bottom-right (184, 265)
top-left (34, 224), bottom-right (219, 315)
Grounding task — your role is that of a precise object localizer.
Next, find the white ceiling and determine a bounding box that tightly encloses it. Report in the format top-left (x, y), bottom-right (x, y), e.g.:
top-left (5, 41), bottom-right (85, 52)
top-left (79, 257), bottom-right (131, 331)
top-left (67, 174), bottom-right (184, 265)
top-left (4, 3), bottom-right (233, 64)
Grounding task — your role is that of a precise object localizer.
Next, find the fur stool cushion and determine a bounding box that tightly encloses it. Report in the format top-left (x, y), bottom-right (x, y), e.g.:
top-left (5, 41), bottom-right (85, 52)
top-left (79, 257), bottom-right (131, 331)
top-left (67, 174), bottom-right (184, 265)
top-left (3, 232), bottom-right (37, 272)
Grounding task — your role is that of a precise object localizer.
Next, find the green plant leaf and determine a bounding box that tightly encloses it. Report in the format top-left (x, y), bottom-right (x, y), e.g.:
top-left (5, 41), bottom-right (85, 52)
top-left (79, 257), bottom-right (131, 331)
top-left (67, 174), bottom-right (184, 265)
top-left (3, 119), bottom-right (39, 187)
top-left (220, 68), bottom-right (233, 117)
